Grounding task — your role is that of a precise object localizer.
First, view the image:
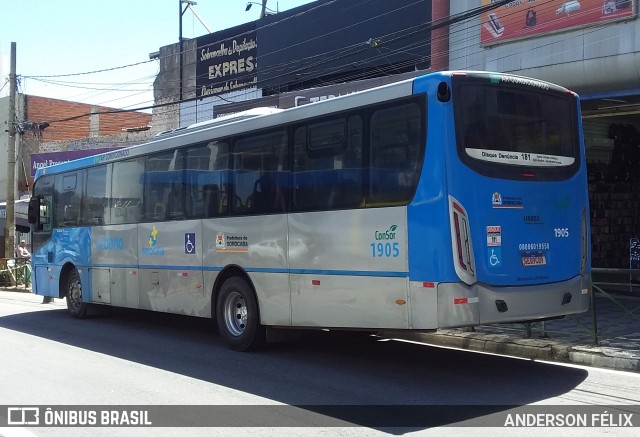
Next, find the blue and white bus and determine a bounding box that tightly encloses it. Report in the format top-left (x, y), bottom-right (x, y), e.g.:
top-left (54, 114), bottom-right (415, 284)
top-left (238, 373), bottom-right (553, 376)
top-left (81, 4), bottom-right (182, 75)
top-left (28, 71), bottom-right (591, 351)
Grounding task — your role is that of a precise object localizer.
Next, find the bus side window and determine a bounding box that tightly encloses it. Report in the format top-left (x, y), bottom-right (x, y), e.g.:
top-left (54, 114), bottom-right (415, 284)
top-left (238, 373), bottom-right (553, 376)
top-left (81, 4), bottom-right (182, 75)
top-left (330, 115), bottom-right (364, 209)
top-left (54, 172), bottom-right (84, 228)
top-left (32, 175), bottom-right (54, 231)
top-left (185, 143), bottom-right (217, 219)
top-left (202, 185), bottom-right (221, 217)
top-left (250, 156), bottom-right (279, 212)
top-left (63, 195), bottom-right (81, 226)
top-left (143, 151), bottom-right (183, 222)
top-left (292, 127), bottom-right (314, 210)
top-left (111, 159), bottom-right (144, 224)
top-left (292, 115), bottom-right (363, 212)
top-left (167, 183), bottom-right (185, 220)
top-left (233, 130), bottom-right (288, 215)
top-left (368, 102), bottom-right (422, 205)
top-left (39, 195), bottom-right (52, 231)
top-left (82, 166), bottom-right (108, 226)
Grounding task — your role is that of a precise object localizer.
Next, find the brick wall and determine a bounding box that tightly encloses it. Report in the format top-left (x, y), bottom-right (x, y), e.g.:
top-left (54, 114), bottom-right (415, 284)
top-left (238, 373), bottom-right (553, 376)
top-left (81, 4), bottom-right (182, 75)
top-left (25, 96), bottom-right (152, 142)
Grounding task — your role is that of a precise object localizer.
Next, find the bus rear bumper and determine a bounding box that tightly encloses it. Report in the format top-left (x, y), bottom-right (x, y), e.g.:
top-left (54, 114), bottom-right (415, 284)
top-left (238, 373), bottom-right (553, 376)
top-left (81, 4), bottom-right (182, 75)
top-left (437, 273), bottom-right (591, 328)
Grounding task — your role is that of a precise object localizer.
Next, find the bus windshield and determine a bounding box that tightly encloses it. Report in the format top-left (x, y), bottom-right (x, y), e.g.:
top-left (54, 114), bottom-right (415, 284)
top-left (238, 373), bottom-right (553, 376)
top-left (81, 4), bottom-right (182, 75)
top-left (455, 77), bottom-right (580, 179)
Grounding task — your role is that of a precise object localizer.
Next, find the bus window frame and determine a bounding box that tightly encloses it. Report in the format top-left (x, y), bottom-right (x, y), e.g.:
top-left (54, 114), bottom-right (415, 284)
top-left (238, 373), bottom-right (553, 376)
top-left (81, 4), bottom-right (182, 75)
top-left (29, 95), bottom-right (427, 227)
top-left (453, 76), bottom-right (581, 182)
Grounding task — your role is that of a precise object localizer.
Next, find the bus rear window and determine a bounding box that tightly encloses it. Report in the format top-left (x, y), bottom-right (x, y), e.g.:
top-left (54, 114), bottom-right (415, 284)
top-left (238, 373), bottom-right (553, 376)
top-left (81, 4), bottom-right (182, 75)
top-left (456, 82), bottom-right (580, 179)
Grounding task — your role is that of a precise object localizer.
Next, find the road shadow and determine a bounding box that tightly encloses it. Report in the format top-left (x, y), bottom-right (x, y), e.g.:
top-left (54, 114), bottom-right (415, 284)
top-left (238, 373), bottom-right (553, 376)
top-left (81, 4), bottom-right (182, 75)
top-left (0, 301), bottom-right (590, 432)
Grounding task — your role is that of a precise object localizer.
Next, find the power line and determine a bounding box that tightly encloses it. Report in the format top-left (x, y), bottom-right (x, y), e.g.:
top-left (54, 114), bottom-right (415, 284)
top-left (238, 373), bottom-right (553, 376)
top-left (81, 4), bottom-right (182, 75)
top-left (21, 59), bottom-right (156, 79)
top-left (44, 0), bottom-right (510, 124)
top-left (36, 0), bottom-right (620, 129)
top-left (28, 77), bottom-right (154, 92)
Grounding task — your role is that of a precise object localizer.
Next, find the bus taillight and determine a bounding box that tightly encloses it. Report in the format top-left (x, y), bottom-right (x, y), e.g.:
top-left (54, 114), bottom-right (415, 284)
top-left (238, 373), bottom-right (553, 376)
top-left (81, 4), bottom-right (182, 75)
top-left (449, 196), bottom-right (477, 285)
top-left (453, 215), bottom-right (467, 270)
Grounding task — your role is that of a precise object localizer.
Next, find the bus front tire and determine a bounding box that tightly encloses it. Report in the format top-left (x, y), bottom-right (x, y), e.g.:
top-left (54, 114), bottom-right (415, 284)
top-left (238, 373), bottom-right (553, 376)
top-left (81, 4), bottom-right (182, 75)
top-left (216, 277), bottom-right (264, 351)
top-left (65, 269), bottom-right (87, 319)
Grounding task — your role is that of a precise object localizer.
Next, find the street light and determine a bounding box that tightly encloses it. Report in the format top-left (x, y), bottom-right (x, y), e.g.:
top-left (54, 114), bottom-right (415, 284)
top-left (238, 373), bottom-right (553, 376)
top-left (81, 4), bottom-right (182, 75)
top-left (180, 0), bottom-right (198, 43)
top-left (178, 0), bottom-right (193, 102)
top-left (245, 1), bottom-right (278, 18)
top-left (178, 0), bottom-right (213, 102)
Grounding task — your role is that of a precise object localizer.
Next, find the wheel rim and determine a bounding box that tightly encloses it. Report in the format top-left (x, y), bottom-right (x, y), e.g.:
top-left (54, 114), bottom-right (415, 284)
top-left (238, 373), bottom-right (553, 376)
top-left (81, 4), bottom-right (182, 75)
top-left (68, 279), bottom-right (82, 311)
top-left (222, 291), bottom-right (248, 337)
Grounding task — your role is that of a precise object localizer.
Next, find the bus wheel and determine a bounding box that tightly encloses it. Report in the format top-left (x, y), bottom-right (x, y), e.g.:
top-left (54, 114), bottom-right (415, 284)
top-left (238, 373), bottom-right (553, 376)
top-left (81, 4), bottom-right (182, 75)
top-left (65, 268), bottom-right (87, 319)
top-left (216, 277), bottom-right (264, 351)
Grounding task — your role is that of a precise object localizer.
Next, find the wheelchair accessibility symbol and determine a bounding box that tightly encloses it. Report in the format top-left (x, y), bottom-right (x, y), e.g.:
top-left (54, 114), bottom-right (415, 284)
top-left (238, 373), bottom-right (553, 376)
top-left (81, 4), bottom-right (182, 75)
top-left (488, 248), bottom-right (501, 268)
top-left (185, 233), bottom-right (196, 254)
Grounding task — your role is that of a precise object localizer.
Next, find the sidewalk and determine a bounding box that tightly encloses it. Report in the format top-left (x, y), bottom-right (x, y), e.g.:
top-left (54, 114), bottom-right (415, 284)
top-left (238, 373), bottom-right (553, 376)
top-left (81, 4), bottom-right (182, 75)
top-left (1, 284), bottom-right (33, 293)
top-left (2, 285), bottom-right (639, 372)
top-left (392, 292), bottom-right (640, 373)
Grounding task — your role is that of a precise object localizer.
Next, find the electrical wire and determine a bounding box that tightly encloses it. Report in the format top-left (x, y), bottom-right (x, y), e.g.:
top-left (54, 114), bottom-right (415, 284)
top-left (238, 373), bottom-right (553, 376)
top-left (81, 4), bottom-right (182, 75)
top-left (21, 59), bottom-right (156, 79)
top-left (29, 0), bottom-right (628, 130)
top-left (0, 78), bottom-right (10, 95)
top-left (41, 0), bottom-right (511, 124)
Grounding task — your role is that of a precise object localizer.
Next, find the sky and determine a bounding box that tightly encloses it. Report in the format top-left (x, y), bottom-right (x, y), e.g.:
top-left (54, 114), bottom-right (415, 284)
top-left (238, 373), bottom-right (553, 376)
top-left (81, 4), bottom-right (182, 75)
top-left (0, 0), bottom-right (313, 110)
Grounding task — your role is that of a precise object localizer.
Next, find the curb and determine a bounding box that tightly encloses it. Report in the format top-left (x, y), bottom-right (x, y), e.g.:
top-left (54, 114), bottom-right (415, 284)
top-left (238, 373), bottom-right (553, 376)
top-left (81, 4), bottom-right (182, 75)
top-left (569, 346), bottom-right (640, 372)
top-left (389, 330), bottom-right (640, 373)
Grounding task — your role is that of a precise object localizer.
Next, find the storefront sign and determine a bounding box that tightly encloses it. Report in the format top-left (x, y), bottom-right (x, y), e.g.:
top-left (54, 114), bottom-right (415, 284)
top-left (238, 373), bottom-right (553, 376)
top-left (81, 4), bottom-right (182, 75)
top-left (196, 22), bottom-right (258, 97)
top-left (481, 0), bottom-right (636, 46)
top-left (30, 148), bottom-right (123, 176)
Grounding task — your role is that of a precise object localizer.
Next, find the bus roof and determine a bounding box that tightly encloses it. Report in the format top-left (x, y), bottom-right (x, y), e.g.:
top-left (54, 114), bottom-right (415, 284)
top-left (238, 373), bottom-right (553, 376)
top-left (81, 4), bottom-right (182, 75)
top-left (33, 75), bottom-right (417, 179)
top-left (154, 107), bottom-right (284, 138)
top-left (32, 70), bottom-right (573, 180)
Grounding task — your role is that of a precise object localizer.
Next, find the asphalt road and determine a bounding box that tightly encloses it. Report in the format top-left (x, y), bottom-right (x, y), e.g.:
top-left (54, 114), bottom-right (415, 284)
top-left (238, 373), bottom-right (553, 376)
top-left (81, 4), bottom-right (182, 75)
top-left (1, 291), bottom-right (639, 437)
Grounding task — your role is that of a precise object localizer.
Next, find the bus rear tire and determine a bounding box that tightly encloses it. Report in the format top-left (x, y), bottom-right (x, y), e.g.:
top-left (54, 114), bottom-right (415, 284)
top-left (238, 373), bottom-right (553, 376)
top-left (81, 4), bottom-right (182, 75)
top-left (216, 277), bottom-right (265, 351)
top-left (65, 268), bottom-right (87, 319)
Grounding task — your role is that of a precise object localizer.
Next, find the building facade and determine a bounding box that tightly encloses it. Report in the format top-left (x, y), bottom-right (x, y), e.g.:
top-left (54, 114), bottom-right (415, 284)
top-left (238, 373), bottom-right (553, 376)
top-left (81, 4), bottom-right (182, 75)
top-left (450, 0), bottom-right (640, 268)
top-left (1, 95), bottom-right (153, 203)
top-left (0, 95), bottom-right (152, 252)
top-left (149, 0), bottom-right (640, 268)
top-left (153, 0), bottom-right (433, 127)
top-left (4, 1), bottom-right (639, 268)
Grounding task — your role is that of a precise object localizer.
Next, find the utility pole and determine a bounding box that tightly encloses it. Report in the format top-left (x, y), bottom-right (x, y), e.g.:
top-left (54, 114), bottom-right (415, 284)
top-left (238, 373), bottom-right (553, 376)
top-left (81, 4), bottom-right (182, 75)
top-left (179, 0), bottom-right (185, 103)
top-left (4, 42), bottom-right (16, 259)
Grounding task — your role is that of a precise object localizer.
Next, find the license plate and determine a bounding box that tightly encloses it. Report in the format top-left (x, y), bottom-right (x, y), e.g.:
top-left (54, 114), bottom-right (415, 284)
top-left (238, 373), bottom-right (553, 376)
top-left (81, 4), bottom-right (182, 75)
top-left (521, 251), bottom-right (546, 267)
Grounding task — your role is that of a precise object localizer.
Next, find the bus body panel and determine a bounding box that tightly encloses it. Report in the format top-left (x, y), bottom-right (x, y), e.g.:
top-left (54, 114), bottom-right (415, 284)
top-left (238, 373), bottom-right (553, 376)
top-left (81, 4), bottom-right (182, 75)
top-left (202, 215), bottom-right (291, 325)
top-left (244, 272), bottom-right (291, 326)
top-left (90, 224), bottom-right (138, 307)
top-left (407, 72), bottom-right (590, 327)
top-left (137, 220), bottom-right (207, 316)
top-left (34, 264), bottom-right (56, 298)
top-left (444, 73), bottom-right (590, 287)
top-left (436, 274), bottom-right (590, 328)
top-left (290, 275), bottom-right (410, 329)
top-left (107, 267), bottom-right (140, 308)
top-left (33, 228), bottom-right (92, 299)
top-left (449, 176), bottom-right (586, 285)
top-left (406, 74), bottom-right (460, 284)
top-left (33, 234), bottom-right (58, 298)
top-left (408, 281), bottom-right (439, 329)
top-left (89, 268), bottom-right (111, 304)
top-left (289, 208), bottom-right (410, 328)
top-left (476, 274), bottom-right (590, 324)
top-left (439, 73), bottom-right (590, 326)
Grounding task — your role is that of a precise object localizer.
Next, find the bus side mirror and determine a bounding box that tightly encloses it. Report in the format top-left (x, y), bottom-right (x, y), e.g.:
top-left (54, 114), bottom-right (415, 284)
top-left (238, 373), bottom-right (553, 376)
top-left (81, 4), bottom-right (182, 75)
top-left (28, 196), bottom-right (39, 224)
